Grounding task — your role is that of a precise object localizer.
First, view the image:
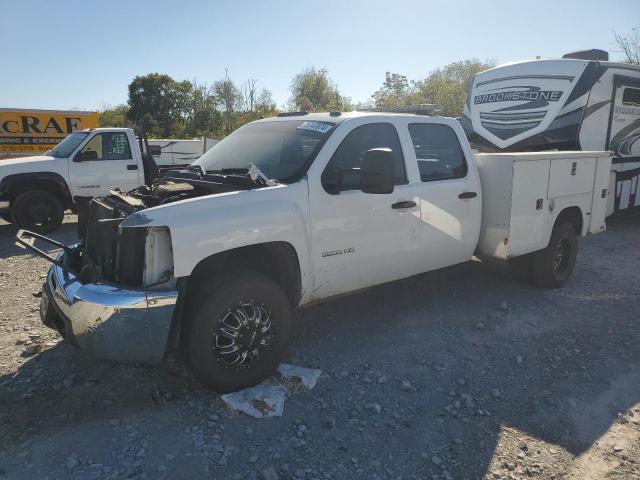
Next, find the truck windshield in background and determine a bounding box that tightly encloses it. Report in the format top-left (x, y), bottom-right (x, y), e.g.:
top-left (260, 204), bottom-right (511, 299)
top-left (47, 131), bottom-right (90, 157)
top-left (193, 120), bottom-right (335, 183)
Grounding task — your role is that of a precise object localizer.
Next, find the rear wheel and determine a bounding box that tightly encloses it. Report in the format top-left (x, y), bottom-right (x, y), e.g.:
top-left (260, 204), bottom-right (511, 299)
top-left (531, 220), bottom-right (577, 289)
top-left (186, 271), bottom-right (293, 393)
top-left (11, 190), bottom-right (64, 234)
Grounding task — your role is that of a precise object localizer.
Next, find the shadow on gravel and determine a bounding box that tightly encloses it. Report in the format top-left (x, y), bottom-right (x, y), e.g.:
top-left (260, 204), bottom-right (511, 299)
top-left (0, 216), bottom-right (638, 478)
top-left (0, 342), bottom-right (201, 451)
top-left (0, 218), bottom-right (78, 260)
top-left (293, 216), bottom-right (640, 476)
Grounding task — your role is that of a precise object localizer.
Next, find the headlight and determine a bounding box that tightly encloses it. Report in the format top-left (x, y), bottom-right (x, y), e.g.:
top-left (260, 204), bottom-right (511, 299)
top-left (142, 227), bottom-right (174, 288)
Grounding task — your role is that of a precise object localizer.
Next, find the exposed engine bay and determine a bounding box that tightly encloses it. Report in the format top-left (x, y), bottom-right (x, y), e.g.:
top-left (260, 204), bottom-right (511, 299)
top-left (72, 167), bottom-right (270, 287)
top-left (95, 166), bottom-right (264, 216)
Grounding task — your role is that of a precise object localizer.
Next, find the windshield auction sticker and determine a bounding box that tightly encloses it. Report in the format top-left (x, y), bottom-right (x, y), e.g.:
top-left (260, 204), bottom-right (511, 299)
top-left (297, 121), bottom-right (333, 134)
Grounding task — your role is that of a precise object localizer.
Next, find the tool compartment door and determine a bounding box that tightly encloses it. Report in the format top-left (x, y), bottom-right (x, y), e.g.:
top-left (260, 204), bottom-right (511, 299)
top-left (508, 159), bottom-right (551, 256)
top-left (548, 157), bottom-right (596, 198)
top-left (589, 155), bottom-right (613, 234)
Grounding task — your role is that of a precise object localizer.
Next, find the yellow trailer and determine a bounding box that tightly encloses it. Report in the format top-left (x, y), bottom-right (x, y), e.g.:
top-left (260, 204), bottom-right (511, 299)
top-left (0, 108), bottom-right (99, 159)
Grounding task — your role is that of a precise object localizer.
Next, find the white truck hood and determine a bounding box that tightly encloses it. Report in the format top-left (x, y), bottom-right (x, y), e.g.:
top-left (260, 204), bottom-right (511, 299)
top-left (119, 181), bottom-right (311, 279)
top-left (0, 155), bottom-right (65, 179)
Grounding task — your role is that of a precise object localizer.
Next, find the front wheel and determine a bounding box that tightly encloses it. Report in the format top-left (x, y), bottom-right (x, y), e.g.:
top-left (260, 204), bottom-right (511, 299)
top-left (186, 271), bottom-right (294, 393)
top-left (531, 220), bottom-right (578, 289)
top-left (11, 190), bottom-right (64, 233)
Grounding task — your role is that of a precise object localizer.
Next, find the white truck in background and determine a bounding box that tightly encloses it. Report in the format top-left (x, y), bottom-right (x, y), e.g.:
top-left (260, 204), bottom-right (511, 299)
top-left (0, 129), bottom-right (217, 233)
top-left (0, 128), bottom-right (218, 233)
top-left (21, 110), bottom-right (611, 392)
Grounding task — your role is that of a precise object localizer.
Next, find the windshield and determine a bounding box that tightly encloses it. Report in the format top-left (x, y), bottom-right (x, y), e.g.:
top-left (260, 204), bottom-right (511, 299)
top-left (48, 131), bottom-right (90, 158)
top-left (193, 120), bottom-right (335, 182)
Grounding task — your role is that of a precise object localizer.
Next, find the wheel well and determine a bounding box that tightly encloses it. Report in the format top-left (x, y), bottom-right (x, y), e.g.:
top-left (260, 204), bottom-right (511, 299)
top-left (555, 206), bottom-right (583, 234)
top-left (187, 242), bottom-right (302, 308)
top-left (4, 178), bottom-right (71, 208)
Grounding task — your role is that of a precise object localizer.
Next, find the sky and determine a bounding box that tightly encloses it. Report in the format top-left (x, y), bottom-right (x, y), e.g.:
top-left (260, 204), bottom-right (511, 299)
top-left (1, 0), bottom-right (638, 111)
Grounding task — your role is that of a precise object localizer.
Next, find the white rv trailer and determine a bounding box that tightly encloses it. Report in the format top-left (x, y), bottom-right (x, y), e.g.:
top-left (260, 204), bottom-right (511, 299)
top-left (462, 50), bottom-right (640, 215)
top-left (147, 137), bottom-right (218, 170)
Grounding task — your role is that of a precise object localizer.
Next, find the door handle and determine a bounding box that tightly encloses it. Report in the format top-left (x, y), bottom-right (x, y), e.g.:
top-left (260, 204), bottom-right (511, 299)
top-left (458, 191), bottom-right (477, 199)
top-left (391, 200), bottom-right (417, 209)
top-left (127, 164), bottom-right (138, 170)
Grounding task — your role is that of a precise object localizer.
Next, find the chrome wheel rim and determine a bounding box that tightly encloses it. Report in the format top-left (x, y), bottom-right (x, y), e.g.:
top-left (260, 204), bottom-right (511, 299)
top-left (552, 238), bottom-right (570, 273)
top-left (212, 301), bottom-right (273, 369)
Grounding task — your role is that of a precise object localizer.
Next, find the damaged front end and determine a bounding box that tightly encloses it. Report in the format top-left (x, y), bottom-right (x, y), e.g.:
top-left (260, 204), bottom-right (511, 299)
top-left (76, 168), bottom-right (257, 287)
top-left (15, 188), bottom-right (177, 363)
top-left (19, 169), bottom-right (260, 363)
top-left (18, 221), bottom-right (180, 363)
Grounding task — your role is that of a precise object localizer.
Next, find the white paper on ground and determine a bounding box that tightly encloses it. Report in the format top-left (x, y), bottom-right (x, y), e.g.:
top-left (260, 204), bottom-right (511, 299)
top-left (221, 384), bottom-right (286, 418)
top-left (277, 363), bottom-right (322, 389)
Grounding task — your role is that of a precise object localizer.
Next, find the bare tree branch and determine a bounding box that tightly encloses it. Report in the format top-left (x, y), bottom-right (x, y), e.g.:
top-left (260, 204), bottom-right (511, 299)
top-left (613, 28), bottom-right (640, 65)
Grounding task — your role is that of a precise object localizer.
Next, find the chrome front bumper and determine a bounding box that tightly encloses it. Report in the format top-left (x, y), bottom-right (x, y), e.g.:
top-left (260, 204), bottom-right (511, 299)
top-left (42, 256), bottom-right (179, 363)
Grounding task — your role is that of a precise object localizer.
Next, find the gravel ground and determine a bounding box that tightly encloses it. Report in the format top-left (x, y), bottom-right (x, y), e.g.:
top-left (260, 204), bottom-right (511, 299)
top-left (0, 213), bottom-right (639, 480)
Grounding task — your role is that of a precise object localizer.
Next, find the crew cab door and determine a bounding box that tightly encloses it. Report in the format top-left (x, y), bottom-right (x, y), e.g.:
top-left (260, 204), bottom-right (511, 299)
top-left (308, 120), bottom-right (423, 299)
top-left (402, 119), bottom-right (481, 271)
top-left (68, 131), bottom-right (143, 197)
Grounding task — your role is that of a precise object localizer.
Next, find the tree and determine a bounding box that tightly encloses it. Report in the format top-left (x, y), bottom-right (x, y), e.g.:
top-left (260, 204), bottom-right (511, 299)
top-left (614, 28), bottom-right (640, 64)
top-left (127, 73), bottom-right (193, 137)
top-left (371, 72), bottom-right (413, 107)
top-left (98, 104), bottom-right (132, 128)
top-left (255, 88), bottom-right (276, 113)
top-left (124, 71), bottom-right (278, 139)
top-left (414, 59), bottom-right (494, 117)
top-left (242, 78), bottom-right (258, 112)
top-left (289, 67), bottom-right (349, 112)
top-left (185, 79), bottom-right (222, 137)
top-left (213, 69), bottom-right (242, 134)
top-left (369, 60), bottom-right (493, 117)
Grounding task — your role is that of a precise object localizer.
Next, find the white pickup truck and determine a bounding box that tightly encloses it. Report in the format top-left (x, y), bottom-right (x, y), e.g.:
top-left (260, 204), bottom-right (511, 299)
top-left (0, 128), bottom-right (159, 233)
top-left (20, 111), bottom-right (611, 392)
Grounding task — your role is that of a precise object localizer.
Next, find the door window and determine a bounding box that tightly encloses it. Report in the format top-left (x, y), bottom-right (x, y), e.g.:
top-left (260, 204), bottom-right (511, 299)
top-left (79, 132), bottom-right (132, 160)
top-left (322, 123), bottom-right (407, 192)
top-left (408, 123), bottom-right (467, 182)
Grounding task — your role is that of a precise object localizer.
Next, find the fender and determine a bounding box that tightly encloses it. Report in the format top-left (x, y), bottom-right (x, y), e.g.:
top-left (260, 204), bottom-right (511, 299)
top-left (120, 180), bottom-right (313, 301)
top-left (547, 202), bottom-right (587, 241)
top-left (0, 172), bottom-right (73, 202)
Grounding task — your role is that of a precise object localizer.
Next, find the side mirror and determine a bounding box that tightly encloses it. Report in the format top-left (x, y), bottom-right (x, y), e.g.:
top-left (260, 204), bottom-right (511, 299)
top-left (73, 150), bottom-right (98, 162)
top-left (321, 167), bottom-right (342, 195)
top-left (360, 148), bottom-right (395, 194)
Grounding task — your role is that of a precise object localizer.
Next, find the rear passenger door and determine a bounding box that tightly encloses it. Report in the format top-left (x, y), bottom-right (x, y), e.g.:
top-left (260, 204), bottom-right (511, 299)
top-left (406, 121), bottom-right (481, 271)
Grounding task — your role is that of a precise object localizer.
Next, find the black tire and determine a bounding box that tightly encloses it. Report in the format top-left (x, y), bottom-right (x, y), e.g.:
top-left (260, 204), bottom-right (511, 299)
top-left (10, 190), bottom-right (64, 234)
top-left (186, 271), bottom-right (293, 393)
top-left (531, 220), bottom-right (578, 289)
top-left (508, 254), bottom-right (533, 283)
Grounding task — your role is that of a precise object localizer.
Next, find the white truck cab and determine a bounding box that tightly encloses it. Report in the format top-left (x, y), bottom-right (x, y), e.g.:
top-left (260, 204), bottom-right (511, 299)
top-left (0, 128), bottom-right (154, 232)
top-left (21, 110), bottom-right (611, 392)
